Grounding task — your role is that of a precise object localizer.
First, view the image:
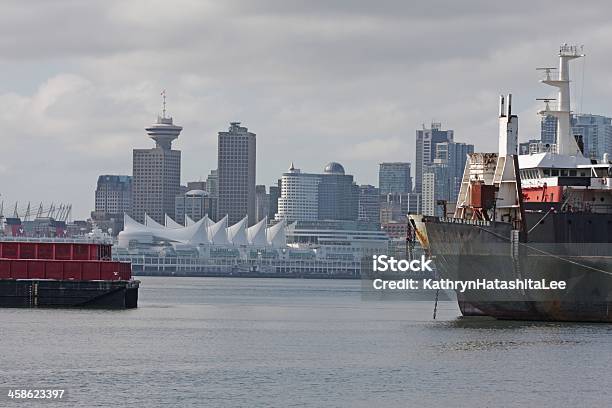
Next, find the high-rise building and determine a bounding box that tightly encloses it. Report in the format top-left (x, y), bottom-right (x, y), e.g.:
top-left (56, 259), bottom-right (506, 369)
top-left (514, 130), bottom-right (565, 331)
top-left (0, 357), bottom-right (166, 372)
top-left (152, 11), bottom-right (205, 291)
top-left (206, 169), bottom-right (218, 197)
top-left (421, 173), bottom-right (435, 217)
top-left (435, 141), bottom-right (474, 200)
top-left (379, 192), bottom-right (421, 223)
top-left (217, 122), bottom-right (256, 226)
top-left (540, 113), bottom-right (612, 160)
top-left (175, 189), bottom-right (217, 224)
top-left (94, 175), bottom-right (132, 215)
top-left (519, 139), bottom-right (542, 155)
top-left (541, 115), bottom-right (557, 145)
top-left (407, 193), bottom-right (421, 215)
top-left (131, 112), bottom-right (182, 223)
top-left (276, 164), bottom-right (321, 222)
top-left (422, 161), bottom-right (451, 217)
top-left (378, 162), bottom-right (412, 194)
top-left (187, 181), bottom-right (207, 191)
top-left (91, 175), bottom-right (132, 236)
top-left (415, 122), bottom-right (453, 194)
top-left (358, 185), bottom-right (380, 224)
top-left (318, 162), bottom-right (359, 221)
top-left (275, 162), bottom-right (359, 222)
top-left (255, 185), bottom-right (269, 223)
top-left (571, 114), bottom-right (612, 160)
top-left (268, 184), bottom-right (280, 221)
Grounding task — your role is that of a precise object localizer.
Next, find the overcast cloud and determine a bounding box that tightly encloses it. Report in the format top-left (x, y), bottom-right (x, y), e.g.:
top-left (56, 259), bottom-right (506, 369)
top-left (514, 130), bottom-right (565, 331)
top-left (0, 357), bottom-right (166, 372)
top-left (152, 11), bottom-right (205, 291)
top-left (2, 0), bottom-right (612, 218)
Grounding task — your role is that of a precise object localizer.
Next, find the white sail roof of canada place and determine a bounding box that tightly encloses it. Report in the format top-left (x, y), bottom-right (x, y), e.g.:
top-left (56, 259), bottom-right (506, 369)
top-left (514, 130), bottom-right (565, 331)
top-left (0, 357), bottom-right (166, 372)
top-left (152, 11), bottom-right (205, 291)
top-left (145, 214), bottom-right (166, 229)
top-left (189, 215), bottom-right (210, 245)
top-left (165, 214), bottom-right (183, 229)
top-left (227, 216), bottom-right (249, 245)
top-left (185, 215), bottom-right (195, 226)
top-left (208, 215), bottom-right (229, 245)
top-left (267, 219), bottom-right (287, 247)
top-left (119, 213), bottom-right (208, 246)
top-left (117, 213), bottom-right (288, 249)
top-left (247, 217), bottom-right (268, 246)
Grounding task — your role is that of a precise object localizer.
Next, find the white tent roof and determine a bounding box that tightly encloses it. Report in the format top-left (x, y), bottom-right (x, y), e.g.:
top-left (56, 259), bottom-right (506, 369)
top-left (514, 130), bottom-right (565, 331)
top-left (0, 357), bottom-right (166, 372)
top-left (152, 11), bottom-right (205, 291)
top-left (267, 219), bottom-right (287, 247)
top-left (185, 215), bottom-right (195, 226)
top-left (118, 213), bottom-right (154, 245)
top-left (117, 213), bottom-right (290, 250)
top-left (247, 217), bottom-right (268, 246)
top-left (124, 213), bottom-right (142, 230)
top-left (145, 214), bottom-right (165, 229)
top-left (227, 216), bottom-right (249, 245)
top-left (118, 213), bottom-right (209, 247)
top-left (165, 214), bottom-right (183, 228)
top-left (208, 215), bottom-right (229, 245)
top-left (189, 215), bottom-right (210, 245)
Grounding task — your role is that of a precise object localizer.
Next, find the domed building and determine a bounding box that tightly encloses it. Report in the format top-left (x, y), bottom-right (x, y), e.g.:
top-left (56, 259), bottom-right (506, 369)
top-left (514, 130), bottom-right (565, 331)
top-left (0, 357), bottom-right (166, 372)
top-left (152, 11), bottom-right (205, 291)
top-left (276, 161), bottom-right (359, 222)
top-left (318, 161), bottom-right (359, 221)
top-left (185, 189), bottom-right (208, 197)
top-left (323, 162), bottom-right (345, 175)
top-left (175, 189), bottom-right (217, 224)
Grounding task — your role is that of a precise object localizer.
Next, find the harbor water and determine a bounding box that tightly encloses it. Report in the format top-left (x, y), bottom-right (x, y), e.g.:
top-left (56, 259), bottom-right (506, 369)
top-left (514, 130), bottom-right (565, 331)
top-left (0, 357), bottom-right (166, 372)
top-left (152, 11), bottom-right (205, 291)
top-left (1, 277), bottom-right (611, 407)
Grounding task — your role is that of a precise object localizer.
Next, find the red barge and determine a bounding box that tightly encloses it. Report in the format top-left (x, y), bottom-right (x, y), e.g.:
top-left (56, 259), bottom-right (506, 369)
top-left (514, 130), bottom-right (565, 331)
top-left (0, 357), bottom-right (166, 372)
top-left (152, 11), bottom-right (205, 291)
top-left (0, 239), bottom-right (139, 308)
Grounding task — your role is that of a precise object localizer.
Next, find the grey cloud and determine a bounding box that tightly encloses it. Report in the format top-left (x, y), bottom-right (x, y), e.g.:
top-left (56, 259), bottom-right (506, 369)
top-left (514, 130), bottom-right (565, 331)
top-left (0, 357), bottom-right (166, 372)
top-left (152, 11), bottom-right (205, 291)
top-left (1, 0), bottom-right (612, 218)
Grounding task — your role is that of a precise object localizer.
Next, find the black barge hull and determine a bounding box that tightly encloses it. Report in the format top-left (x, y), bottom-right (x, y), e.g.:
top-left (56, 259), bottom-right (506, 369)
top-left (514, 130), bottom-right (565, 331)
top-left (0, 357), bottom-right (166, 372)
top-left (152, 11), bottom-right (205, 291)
top-left (0, 279), bottom-right (139, 309)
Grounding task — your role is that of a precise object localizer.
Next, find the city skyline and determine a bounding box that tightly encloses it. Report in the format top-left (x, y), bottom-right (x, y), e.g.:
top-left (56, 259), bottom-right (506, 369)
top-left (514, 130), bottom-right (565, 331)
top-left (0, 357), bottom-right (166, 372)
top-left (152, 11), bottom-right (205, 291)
top-left (3, 1), bottom-right (612, 218)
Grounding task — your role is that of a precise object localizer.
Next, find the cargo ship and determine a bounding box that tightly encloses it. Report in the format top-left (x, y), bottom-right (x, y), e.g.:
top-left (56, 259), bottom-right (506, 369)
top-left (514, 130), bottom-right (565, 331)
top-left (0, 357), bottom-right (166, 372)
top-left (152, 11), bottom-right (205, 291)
top-left (0, 237), bottom-right (139, 308)
top-left (410, 45), bottom-right (612, 322)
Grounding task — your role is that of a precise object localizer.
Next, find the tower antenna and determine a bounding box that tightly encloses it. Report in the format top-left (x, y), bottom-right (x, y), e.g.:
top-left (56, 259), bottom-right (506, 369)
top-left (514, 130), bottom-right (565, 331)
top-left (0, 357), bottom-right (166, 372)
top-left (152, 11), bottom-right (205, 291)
top-left (580, 54), bottom-right (586, 114)
top-left (161, 89), bottom-right (167, 118)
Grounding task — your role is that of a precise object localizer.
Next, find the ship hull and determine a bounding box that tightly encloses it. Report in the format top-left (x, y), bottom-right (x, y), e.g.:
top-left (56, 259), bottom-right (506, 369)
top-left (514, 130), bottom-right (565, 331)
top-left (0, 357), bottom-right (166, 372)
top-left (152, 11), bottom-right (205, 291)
top-left (0, 279), bottom-right (139, 309)
top-left (418, 218), bottom-right (612, 322)
top-left (457, 295), bottom-right (487, 317)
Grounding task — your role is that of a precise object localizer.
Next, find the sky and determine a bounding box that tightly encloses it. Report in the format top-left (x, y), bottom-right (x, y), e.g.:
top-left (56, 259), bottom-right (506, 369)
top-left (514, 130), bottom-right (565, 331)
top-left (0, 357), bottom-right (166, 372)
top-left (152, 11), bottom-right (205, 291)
top-left (2, 0), bottom-right (612, 219)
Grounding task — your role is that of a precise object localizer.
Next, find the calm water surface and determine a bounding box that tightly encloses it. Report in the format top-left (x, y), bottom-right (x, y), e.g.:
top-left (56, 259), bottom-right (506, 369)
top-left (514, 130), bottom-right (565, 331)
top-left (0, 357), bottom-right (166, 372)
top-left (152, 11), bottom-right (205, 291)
top-left (1, 277), bottom-right (611, 407)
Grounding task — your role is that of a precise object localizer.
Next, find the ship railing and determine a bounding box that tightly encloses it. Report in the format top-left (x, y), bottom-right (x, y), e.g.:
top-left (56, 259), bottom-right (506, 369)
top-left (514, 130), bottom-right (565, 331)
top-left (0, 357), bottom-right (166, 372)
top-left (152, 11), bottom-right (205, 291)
top-left (537, 101), bottom-right (563, 112)
top-left (560, 203), bottom-right (612, 214)
top-left (0, 235), bottom-right (113, 244)
top-left (538, 69), bottom-right (558, 81)
top-left (584, 203), bottom-right (612, 214)
top-left (559, 44), bottom-right (583, 57)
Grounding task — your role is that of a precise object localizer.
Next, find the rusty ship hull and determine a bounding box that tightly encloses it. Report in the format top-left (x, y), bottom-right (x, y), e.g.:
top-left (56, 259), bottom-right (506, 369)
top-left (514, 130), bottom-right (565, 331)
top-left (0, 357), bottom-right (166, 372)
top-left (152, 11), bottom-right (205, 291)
top-left (417, 215), bottom-right (612, 322)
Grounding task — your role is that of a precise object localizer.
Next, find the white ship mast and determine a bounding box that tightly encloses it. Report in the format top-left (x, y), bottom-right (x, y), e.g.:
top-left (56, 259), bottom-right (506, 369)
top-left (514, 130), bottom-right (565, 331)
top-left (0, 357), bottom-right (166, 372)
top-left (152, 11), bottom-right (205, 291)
top-left (537, 44), bottom-right (584, 156)
top-left (498, 94), bottom-right (518, 157)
